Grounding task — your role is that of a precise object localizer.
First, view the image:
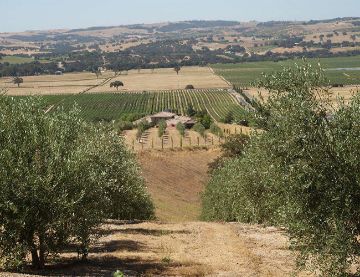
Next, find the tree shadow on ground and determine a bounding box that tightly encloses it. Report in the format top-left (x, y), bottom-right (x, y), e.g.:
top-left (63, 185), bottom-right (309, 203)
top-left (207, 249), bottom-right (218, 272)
top-left (91, 239), bottom-right (146, 253)
top-left (10, 255), bottom-right (205, 277)
top-left (98, 227), bottom-right (191, 237)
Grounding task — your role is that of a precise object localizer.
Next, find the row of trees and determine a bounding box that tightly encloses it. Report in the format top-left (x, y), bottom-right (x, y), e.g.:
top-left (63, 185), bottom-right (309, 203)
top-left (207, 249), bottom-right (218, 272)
top-left (202, 62), bottom-right (360, 276)
top-left (0, 97), bottom-right (154, 270)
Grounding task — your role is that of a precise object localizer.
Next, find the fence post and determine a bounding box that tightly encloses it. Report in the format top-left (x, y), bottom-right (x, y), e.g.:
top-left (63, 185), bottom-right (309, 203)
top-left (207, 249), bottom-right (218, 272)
top-left (151, 138), bottom-right (154, 149)
top-left (197, 137), bottom-right (200, 147)
top-left (162, 137), bottom-right (164, 150)
top-left (204, 135), bottom-right (207, 146)
top-left (141, 141), bottom-right (144, 150)
top-left (180, 136), bottom-right (183, 148)
top-left (132, 139), bottom-right (135, 150)
top-left (212, 136), bottom-right (214, 145)
top-left (171, 136), bottom-right (174, 149)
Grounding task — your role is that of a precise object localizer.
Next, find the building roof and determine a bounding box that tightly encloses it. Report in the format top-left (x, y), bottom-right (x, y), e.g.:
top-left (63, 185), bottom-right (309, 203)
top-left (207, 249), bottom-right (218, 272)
top-left (150, 112), bottom-right (176, 118)
top-left (167, 116), bottom-right (196, 126)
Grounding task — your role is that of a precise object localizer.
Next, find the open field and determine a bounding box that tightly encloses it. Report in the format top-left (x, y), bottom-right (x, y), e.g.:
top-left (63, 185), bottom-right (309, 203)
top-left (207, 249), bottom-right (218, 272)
top-left (138, 149), bottom-right (220, 222)
top-left (21, 89), bottom-right (245, 122)
top-left (0, 66), bottom-right (229, 95)
top-left (88, 67), bottom-right (229, 92)
top-left (242, 86), bottom-right (360, 106)
top-left (213, 55), bottom-right (360, 87)
top-left (1, 72), bottom-right (114, 95)
top-left (0, 55), bottom-right (35, 64)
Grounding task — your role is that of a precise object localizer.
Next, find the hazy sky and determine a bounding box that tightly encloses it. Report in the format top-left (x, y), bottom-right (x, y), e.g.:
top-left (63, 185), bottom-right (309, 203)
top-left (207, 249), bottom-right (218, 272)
top-left (1, 0), bottom-right (359, 32)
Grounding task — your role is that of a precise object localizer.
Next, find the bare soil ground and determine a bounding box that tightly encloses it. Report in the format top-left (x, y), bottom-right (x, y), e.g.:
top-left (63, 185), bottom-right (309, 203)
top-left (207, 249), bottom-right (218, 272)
top-left (0, 221), bottom-right (312, 277)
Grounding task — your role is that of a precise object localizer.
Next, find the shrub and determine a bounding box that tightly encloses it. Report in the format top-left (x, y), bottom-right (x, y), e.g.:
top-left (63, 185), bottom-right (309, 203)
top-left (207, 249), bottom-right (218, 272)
top-left (192, 122), bottom-right (206, 137)
top-left (185, 84), bottom-right (194, 89)
top-left (158, 120), bottom-right (167, 137)
top-left (209, 123), bottom-right (223, 137)
top-left (223, 111), bottom-right (234, 124)
top-left (136, 120), bottom-right (152, 139)
top-left (176, 122), bottom-right (186, 137)
top-left (0, 96), bottom-right (154, 270)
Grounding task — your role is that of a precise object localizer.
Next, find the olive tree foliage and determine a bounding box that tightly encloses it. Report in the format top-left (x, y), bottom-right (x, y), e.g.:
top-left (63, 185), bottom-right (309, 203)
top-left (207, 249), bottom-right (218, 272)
top-left (176, 122), bottom-right (186, 137)
top-left (158, 120), bottom-right (167, 137)
top-left (202, 62), bottom-right (360, 276)
top-left (0, 97), bottom-right (154, 270)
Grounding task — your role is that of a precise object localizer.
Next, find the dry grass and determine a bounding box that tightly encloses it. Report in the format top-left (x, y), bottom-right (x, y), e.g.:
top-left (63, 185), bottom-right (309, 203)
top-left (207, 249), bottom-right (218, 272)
top-left (138, 149), bottom-right (220, 222)
top-left (243, 86), bottom-right (360, 105)
top-left (123, 127), bottom-right (223, 152)
top-left (0, 67), bottom-right (229, 96)
top-left (88, 67), bottom-right (229, 93)
top-left (0, 221), bottom-right (313, 277)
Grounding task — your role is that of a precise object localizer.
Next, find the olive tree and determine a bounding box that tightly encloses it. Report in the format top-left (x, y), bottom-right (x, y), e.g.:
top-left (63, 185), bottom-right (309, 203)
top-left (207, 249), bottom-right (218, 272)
top-left (0, 97), bottom-right (154, 270)
top-left (158, 120), bottom-right (167, 137)
top-left (203, 62), bottom-right (360, 276)
top-left (13, 77), bottom-right (23, 87)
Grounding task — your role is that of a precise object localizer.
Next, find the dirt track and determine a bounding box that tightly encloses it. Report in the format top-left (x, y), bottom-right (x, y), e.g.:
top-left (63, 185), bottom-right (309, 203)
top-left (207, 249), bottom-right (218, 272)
top-left (1, 221), bottom-right (311, 277)
top-left (0, 150), bottom-right (312, 277)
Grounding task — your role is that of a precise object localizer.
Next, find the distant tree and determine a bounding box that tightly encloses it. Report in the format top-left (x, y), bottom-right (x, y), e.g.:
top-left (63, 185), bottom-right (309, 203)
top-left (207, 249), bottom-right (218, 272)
top-left (92, 68), bottom-right (102, 79)
top-left (224, 111), bottom-right (234, 124)
top-left (176, 122), bottom-right (186, 137)
top-left (158, 120), bottom-right (167, 137)
top-left (186, 104), bottom-right (196, 117)
top-left (110, 81), bottom-right (124, 90)
top-left (13, 77), bottom-right (23, 88)
top-left (209, 123), bottom-right (223, 138)
top-left (192, 122), bottom-right (206, 137)
top-left (185, 84), bottom-right (194, 90)
top-left (174, 66), bottom-right (181, 75)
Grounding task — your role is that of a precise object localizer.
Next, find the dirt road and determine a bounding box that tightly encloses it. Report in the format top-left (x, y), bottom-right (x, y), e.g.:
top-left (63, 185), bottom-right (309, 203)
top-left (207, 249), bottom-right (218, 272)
top-left (3, 221), bottom-right (311, 277)
top-left (1, 150), bottom-right (311, 276)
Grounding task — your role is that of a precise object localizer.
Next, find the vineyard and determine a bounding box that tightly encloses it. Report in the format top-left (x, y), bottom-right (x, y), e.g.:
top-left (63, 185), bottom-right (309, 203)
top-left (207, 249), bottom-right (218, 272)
top-left (36, 89), bottom-right (245, 122)
top-left (212, 55), bottom-right (360, 87)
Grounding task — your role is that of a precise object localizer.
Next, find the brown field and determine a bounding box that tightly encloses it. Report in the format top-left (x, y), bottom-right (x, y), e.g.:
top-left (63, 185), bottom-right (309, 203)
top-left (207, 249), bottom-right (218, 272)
top-left (0, 72), bottom-right (114, 96)
top-left (243, 86), bottom-right (360, 105)
top-left (0, 67), bottom-right (229, 96)
top-left (139, 149), bottom-right (220, 222)
top-left (88, 67), bottom-right (230, 93)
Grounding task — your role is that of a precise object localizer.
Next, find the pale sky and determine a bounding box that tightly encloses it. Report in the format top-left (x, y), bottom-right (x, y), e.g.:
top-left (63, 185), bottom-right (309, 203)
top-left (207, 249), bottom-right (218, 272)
top-left (1, 0), bottom-right (359, 33)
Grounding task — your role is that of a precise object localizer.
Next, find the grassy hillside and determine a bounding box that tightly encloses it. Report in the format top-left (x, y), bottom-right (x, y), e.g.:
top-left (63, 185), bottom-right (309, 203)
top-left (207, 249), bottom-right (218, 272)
top-left (213, 56), bottom-right (360, 87)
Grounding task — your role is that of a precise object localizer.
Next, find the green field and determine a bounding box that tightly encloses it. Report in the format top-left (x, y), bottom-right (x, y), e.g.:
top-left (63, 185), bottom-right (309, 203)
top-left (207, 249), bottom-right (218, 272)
top-left (0, 55), bottom-right (35, 64)
top-left (212, 56), bottom-right (360, 87)
top-left (30, 89), bottom-right (245, 122)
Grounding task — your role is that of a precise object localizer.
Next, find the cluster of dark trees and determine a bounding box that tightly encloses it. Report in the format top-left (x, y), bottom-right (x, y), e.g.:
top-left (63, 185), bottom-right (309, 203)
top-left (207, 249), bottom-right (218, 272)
top-left (2, 35), bottom-right (360, 77)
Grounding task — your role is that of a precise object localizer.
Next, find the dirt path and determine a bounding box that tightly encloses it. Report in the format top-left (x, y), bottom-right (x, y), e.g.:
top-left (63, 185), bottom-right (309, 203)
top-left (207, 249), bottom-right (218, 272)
top-left (3, 221), bottom-right (311, 276)
top-left (1, 150), bottom-right (312, 276)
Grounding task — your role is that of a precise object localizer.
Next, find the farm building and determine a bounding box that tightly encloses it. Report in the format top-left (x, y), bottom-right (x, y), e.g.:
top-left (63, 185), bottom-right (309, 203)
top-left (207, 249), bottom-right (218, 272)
top-left (149, 111), bottom-right (176, 124)
top-left (167, 116), bottom-right (196, 128)
top-left (134, 112), bottom-right (196, 129)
